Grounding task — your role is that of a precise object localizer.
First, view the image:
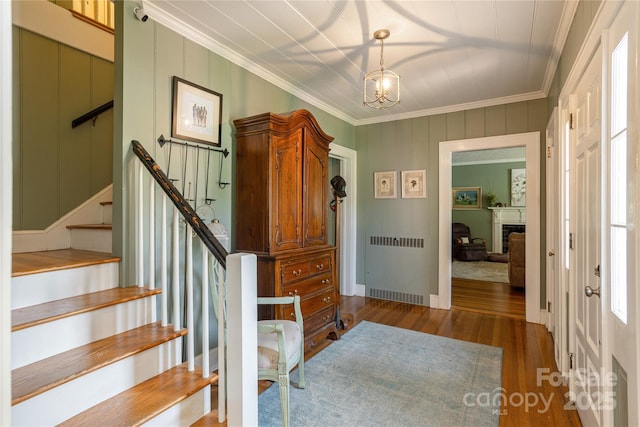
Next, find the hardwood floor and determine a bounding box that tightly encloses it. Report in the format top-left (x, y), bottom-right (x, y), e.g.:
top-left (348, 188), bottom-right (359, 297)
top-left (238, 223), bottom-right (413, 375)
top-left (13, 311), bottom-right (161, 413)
top-left (196, 295), bottom-right (582, 426)
top-left (452, 277), bottom-right (525, 320)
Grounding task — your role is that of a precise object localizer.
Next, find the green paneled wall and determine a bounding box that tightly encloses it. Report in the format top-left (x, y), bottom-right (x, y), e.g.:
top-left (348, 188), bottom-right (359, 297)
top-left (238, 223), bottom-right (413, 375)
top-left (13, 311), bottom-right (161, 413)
top-left (13, 28), bottom-right (113, 230)
top-left (357, 100), bottom-right (547, 302)
top-left (452, 161), bottom-right (526, 252)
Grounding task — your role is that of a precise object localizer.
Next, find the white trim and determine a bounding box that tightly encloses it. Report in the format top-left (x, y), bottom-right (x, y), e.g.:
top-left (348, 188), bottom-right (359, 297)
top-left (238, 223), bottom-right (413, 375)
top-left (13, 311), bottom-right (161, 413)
top-left (438, 132), bottom-right (541, 324)
top-left (329, 143), bottom-right (357, 296)
top-left (452, 157), bottom-right (526, 167)
top-left (1, 0), bottom-right (12, 423)
top-left (12, 0), bottom-right (114, 62)
top-left (353, 283), bottom-right (366, 297)
top-left (12, 185), bottom-right (113, 253)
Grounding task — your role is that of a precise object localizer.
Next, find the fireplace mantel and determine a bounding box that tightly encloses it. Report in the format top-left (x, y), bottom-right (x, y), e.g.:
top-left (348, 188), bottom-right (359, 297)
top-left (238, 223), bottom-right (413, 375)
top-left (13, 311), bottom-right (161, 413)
top-left (488, 207), bottom-right (526, 253)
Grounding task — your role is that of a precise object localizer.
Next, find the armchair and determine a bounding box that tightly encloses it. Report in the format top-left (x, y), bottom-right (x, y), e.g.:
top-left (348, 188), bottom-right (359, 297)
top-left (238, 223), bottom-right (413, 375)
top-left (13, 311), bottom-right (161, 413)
top-left (257, 295), bottom-right (305, 427)
top-left (452, 222), bottom-right (488, 261)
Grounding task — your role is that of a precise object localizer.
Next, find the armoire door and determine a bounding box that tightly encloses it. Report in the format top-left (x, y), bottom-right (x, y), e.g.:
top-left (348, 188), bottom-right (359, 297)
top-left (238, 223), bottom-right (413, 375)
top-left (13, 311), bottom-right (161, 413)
top-left (303, 135), bottom-right (328, 247)
top-left (272, 129), bottom-right (303, 251)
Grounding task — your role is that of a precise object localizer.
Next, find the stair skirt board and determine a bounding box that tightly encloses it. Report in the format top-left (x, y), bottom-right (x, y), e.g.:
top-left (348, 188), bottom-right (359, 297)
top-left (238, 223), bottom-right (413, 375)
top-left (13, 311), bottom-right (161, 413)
top-left (141, 387), bottom-right (211, 427)
top-left (11, 262), bottom-right (119, 309)
top-left (12, 341), bottom-right (181, 426)
top-left (12, 297), bottom-right (155, 369)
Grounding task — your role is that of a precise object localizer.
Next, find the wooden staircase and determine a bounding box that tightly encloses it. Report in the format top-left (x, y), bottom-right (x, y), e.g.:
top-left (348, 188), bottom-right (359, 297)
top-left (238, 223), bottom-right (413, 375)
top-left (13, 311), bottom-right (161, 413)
top-left (11, 249), bottom-right (217, 425)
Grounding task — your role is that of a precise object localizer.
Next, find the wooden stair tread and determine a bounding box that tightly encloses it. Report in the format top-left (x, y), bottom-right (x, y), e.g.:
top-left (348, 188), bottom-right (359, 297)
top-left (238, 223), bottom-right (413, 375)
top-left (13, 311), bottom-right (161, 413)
top-left (58, 365), bottom-right (217, 427)
top-left (12, 322), bottom-right (187, 405)
top-left (66, 223), bottom-right (112, 230)
top-left (12, 249), bottom-right (119, 277)
top-left (12, 287), bottom-right (161, 331)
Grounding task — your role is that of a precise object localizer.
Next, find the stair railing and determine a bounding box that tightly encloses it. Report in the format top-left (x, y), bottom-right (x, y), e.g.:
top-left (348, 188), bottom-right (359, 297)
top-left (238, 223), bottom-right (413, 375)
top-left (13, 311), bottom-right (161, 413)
top-left (131, 140), bottom-right (257, 424)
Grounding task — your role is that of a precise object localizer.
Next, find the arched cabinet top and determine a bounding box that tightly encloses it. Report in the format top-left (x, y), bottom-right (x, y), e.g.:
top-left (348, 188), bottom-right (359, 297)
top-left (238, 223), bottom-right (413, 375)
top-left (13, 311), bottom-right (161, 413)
top-left (233, 109), bottom-right (334, 147)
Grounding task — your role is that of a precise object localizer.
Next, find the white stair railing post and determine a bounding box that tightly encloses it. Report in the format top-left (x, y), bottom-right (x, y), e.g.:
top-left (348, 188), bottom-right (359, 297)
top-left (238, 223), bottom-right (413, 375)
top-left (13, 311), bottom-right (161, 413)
top-left (186, 224), bottom-right (194, 371)
top-left (201, 242), bottom-right (209, 378)
top-left (160, 196), bottom-right (168, 326)
top-left (226, 253), bottom-right (258, 427)
top-left (216, 259), bottom-right (226, 422)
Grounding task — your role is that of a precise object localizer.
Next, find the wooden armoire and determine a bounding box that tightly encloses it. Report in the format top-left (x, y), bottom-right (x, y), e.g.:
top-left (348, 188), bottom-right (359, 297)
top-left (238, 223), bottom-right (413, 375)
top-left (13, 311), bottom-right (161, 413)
top-left (234, 109), bottom-right (339, 351)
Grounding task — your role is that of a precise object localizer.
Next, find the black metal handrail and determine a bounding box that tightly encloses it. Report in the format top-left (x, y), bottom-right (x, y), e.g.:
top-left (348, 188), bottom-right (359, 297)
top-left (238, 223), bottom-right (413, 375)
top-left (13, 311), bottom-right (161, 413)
top-left (131, 140), bottom-right (229, 268)
top-left (71, 100), bottom-right (114, 128)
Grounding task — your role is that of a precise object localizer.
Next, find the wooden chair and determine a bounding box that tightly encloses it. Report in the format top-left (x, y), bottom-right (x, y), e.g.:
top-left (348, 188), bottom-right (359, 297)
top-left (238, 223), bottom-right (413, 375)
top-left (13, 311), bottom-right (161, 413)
top-left (257, 296), bottom-right (305, 427)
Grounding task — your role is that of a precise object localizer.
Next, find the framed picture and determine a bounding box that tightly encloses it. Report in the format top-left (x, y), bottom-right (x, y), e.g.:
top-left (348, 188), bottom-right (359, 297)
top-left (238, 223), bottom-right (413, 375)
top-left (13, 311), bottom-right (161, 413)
top-left (374, 171), bottom-right (397, 199)
top-left (510, 168), bottom-right (526, 206)
top-left (172, 76), bottom-right (222, 146)
top-left (452, 186), bottom-right (482, 209)
top-left (401, 169), bottom-right (426, 198)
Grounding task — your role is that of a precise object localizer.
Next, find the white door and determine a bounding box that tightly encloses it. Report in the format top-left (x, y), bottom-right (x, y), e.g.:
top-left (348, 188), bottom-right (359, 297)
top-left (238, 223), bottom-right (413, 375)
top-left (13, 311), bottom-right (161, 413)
top-left (570, 45), bottom-right (603, 427)
top-left (545, 108), bottom-right (561, 368)
top-left (604, 2), bottom-right (639, 426)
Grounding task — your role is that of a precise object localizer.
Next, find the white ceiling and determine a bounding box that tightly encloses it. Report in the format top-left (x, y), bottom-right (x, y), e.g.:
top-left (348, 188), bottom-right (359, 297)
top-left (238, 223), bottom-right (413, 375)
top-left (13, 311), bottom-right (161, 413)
top-left (143, 0), bottom-right (578, 126)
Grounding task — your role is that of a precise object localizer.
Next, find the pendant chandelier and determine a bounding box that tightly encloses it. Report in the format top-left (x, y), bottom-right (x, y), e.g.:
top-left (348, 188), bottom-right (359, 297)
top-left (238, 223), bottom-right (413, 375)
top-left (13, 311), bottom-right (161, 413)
top-left (363, 29), bottom-right (400, 109)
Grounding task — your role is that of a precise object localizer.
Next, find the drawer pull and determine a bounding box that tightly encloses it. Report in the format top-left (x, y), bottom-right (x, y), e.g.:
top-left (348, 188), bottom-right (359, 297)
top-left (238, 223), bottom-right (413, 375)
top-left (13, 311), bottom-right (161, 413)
top-left (321, 279), bottom-right (330, 284)
top-left (322, 315), bottom-right (331, 322)
top-left (288, 289), bottom-right (298, 296)
top-left (290, 312), bottom-right (296, 319)
top-left (292, 269), bottom-right (302, 276)
top-left (316, 263), bottom-right (324, 270)
top-left (323, 296), bottom-right (331, 303)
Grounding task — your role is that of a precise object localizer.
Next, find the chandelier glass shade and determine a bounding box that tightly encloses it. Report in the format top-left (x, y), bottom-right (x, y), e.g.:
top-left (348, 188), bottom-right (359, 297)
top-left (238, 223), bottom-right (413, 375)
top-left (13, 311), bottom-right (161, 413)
top-left (363, 29), bottom-right (400, 109)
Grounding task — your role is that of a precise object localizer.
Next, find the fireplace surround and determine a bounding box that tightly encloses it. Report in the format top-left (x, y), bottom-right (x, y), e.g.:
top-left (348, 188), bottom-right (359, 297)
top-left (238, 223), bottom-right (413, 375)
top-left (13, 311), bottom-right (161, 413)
top-left (488, 207), bottom-right (526, 253)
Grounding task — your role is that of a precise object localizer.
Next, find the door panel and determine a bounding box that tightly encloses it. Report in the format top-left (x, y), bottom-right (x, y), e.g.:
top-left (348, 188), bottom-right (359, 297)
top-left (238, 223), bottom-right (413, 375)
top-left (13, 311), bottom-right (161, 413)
top-left (303, 134), bottom-right (328, 247)
top-left (273, 130), bottom-right (303, 251)
top-left (571, 45), bottom-right (602, 427)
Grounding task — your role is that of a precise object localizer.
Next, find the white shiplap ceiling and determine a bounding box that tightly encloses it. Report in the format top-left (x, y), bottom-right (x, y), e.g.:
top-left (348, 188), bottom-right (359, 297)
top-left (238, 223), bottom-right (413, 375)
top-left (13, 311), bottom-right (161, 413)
top-left (143, 0), bottom-right (578, 126)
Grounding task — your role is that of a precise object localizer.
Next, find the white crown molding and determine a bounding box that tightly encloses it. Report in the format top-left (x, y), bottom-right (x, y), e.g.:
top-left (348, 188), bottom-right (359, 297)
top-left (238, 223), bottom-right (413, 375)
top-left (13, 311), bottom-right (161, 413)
top-left (540, 1), bottom-right (580, 95)
top-left (353, 90), bottom-right (548, 126)
top-left (143, 2), bottom-right (356, 125)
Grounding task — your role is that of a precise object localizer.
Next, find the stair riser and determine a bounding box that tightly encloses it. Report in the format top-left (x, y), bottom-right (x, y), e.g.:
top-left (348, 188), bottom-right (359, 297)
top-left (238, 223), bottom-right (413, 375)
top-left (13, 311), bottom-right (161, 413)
top-left (12, 296), bottom-right (155, 369)
top-left (12, 340), bottom-right (183, 426)
top-left (141, 386), bottom-right (211, 427)
top-left (69, 229), bottom-right (112, 253)
top-left (102, 204), bottom-right (112, 225)
top-left (12, 263), bottom-right (119, 309)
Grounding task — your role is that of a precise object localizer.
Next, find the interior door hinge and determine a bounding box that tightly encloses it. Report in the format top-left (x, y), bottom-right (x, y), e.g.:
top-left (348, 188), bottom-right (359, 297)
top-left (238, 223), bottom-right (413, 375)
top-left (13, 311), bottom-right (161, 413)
top-left (548, 301), bottom-right (551, 312)
top-left (569, 232), bottom-right (575, 249)
top-left (569, 353), bottom-right (575, 369)
top-left (547, 146), bottom-right (552, 158)
top-left (569, 113), bottom-right (574, 129)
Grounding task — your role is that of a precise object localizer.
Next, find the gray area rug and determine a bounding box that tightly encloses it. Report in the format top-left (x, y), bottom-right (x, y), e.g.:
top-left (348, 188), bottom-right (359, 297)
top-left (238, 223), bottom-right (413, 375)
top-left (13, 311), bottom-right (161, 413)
top-left (258, 321), bottom-right (502, 427)
top-left (452, 260), bottom-right (509, 283)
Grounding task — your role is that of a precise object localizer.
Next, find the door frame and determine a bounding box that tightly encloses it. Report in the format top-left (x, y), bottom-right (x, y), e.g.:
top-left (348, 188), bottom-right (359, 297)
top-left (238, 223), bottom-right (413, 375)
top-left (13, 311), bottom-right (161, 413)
top-left (329, 143), bottom-right (358, 296)
top-left (437, 132), bottom-right (541, 324)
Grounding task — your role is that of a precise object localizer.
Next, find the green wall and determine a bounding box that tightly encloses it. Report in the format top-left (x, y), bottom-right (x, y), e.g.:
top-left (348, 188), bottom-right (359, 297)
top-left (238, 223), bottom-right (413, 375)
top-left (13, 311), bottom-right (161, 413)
top-left (12, 28), bottom-right (113, 230)
top-left (356, 101), bottom-right (547, 303)
top-left (114, 1), bottom-right (355, 284)
top-left (452, 161), bottom-right (526, 252)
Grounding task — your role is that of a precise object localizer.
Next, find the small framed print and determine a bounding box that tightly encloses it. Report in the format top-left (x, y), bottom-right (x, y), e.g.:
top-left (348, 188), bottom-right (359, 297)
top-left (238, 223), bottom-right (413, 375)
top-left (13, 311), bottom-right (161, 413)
top-left (374, 171), bottom-right (397, 199)
top-left (172, 76), bottom-right (222, 146)
top-left (510, 168), bottom-right (526, 206)
top-left (401, 169), bottom-right (426, 199)
top-left (452, 186), bottom-right (482, 209)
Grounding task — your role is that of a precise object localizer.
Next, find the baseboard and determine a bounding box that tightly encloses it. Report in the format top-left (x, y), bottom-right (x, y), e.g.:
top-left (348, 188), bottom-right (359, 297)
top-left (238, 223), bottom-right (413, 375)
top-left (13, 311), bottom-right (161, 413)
top-left (12, 185), bottom-right (112, 253)
top-left (353, 283), bottom-right (366, 297)
top-left (429, 294), bottom-right (439, 308)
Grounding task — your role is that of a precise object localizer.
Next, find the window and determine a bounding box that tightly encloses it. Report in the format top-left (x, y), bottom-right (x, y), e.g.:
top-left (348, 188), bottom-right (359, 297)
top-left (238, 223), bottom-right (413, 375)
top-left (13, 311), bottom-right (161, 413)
top-left (609, 33), bottom-right (628, 324)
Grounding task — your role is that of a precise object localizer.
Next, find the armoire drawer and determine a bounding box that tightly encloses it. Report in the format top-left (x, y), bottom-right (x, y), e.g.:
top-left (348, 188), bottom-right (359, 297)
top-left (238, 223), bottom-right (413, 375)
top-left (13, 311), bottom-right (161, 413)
top-left (282, 272), bottom-right (332, 297)
top-left (280, 252), bottom-right (332, 284)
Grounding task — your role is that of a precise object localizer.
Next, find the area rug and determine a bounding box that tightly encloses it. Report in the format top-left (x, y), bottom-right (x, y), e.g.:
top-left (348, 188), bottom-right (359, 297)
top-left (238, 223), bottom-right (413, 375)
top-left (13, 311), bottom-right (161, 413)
top-left (452, 260), bottom-right (508, 283)
top-left (258, 321), bottom-right (502, 427)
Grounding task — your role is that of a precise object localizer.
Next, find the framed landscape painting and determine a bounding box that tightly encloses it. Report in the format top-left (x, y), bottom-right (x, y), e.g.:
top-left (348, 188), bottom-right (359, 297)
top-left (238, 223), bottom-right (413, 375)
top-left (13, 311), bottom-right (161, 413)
top-left (452, 186), bottom-right (481, 209)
